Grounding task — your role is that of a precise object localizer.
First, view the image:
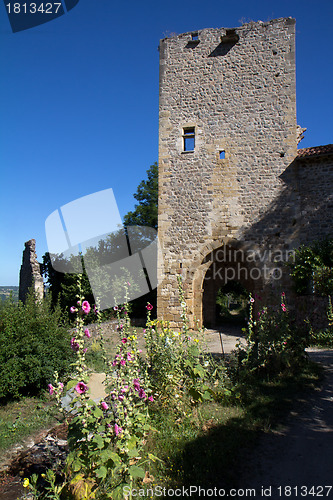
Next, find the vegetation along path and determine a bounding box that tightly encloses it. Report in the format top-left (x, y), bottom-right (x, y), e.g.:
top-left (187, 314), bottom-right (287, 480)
top-left (238, 348), bottom-right (333, 499)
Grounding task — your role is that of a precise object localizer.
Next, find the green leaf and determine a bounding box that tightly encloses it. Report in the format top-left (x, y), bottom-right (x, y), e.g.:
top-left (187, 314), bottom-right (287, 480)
top-left (111, 484), bottom-right (129, 500)
top-left (72, 458), bottom-right (82, 472)
top-left (128, 465), bottom-right (145, 479)
top-left (93, 407), bottom-right (103, 418)
top-left (127, 436), bottom-right (137, 450)
top-left (93, 434), bottom-right (104, 449)
top-left (99, 450), bottom-right (121, 466)
top-left (66, 379), bottom-right (79, 391)
top-left (95, 466), bottom-right (107, 479)
top-left (148, 453), bottom-right (163, 463)
top-left (128, 448), bottom-right (140, 458)
top-left (202, 390), bottom-right (213, 401)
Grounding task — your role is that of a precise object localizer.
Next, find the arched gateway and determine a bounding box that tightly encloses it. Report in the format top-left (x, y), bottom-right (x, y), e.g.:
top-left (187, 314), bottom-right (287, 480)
top-left (157, 18), bottom-right (333, 328)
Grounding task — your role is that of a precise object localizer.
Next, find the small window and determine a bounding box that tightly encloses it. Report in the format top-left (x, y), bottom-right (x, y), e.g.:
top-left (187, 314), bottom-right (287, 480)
top-left (191, 33), bottom-right (198, 41)
top-left (219, 150), bottom-right (225, 159)
top-left (183, 127), bottom-right (195, 152)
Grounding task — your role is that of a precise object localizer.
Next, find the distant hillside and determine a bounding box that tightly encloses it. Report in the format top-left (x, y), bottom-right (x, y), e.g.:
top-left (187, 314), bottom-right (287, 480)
top-left (0, 286), bottom-right (19, 302)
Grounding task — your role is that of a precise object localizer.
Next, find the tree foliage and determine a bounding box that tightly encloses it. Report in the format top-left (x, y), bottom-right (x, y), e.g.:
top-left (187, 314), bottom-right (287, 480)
top-left (42, 162), bottom-right (159, 316)
top-left (123, 162), bottom-right (158, 230)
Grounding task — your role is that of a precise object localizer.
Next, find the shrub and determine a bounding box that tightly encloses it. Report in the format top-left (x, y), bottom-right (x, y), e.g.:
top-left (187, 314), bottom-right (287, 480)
top-left (0, 289), bottom-right (74, 400)
top-left (236, 294), bottom-right (308, 377)
top-left (289, 238), bottom-right (333, 295)
top-left (309, 296), bottom-right (333, 347)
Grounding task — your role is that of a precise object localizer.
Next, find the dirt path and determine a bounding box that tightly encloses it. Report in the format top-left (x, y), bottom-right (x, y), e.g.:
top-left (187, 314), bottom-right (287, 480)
top-left (237, 349), bottom-right (333, 499)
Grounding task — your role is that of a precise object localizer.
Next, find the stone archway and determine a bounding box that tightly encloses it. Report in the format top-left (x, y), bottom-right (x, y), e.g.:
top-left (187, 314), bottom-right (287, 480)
top-left (191, 243), bottom-right (264, 328)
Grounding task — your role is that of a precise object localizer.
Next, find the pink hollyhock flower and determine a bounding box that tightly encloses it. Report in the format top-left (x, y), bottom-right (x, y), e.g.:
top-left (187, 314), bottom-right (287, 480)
top-left (48, 384), bottom-right (54, 395)
top-left (84, 328), bottom-right (91, 338)
top-left (138, 388), bottom-right (146, 399)
top-left (71, 337), bottom-right (79, 352)
top-left (138, 349), bottom-right (142, 353)
top-left (75, 382), bottom-right (88, 394)
top-left (121, 337), bottom-right (127, 344)
top-left (112, 361), bottom-right (117, 367)
top-left (282, 292), bottom-right (286, 297)
top-left (70, 306), bottom-right (77, 313)
top-left (127, 352), bottom-right (132, 361)
top-left (146, 303), bottom-right (153, 311)
top-left (83, 348), bottom-right (88, 353)
top-left (114, 424), bottom-right (122, 436)
top-left (113, 306), bottom-right (118, 311)
top-left (148, 396), bottom-right (154, 402)
top-left (118, 394), bottom-right (124, 401)
top-left (133, 378), bottom-right (140, 391)
top-left (59, 382), bottom-right (64, 392)
top-left (101, 401), bottom-right (109, 410)
top-left (120, 358), bottom-right (126, 366)
top-left (250, 297), bottom-right (255, 303)
top-left (82, 301), bottom-right (91, 314)
top-left (282, 306), bottom-right (287, 312)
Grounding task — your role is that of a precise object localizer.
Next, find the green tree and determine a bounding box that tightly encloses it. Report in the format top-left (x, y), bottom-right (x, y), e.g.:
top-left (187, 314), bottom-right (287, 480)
top-left (42, 162), bottom-right (159, 317)
top-left (42, 252), bottom-right (94, 318)
top-left (123, 162), bottom-right (158, 229)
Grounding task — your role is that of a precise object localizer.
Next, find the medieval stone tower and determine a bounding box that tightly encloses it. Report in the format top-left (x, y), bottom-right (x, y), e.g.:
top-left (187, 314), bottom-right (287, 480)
top-left (157, 18), bottom-right (299, 327)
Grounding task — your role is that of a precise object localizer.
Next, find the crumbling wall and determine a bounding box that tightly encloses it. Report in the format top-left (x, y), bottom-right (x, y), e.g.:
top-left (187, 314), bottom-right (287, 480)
top-left (19, 239), bottom-right (44, 303)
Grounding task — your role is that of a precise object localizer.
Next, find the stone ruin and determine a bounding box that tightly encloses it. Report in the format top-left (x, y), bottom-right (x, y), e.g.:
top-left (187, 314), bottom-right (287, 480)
top-left (19, 239), bottom-right (44, 303)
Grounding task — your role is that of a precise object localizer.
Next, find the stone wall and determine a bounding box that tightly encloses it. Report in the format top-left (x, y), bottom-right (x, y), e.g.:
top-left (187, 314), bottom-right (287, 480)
top-left (19, 239), bottom-right (44, 303)
top-left (158, 18), bottom-right (298, 326)
top-left (295, 153), bottom-right (333, 243)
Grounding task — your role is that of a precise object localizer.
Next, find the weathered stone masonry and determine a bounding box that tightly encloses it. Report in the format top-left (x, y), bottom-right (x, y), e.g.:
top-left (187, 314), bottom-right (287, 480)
top-left (19, 239), bottom-right (44, 303)
top-left (157, 18), bottom-right (333, 327)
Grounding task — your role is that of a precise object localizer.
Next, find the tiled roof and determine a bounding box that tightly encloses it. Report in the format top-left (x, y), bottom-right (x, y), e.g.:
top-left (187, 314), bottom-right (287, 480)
top-left (297, 144), bottom-right (333, 159)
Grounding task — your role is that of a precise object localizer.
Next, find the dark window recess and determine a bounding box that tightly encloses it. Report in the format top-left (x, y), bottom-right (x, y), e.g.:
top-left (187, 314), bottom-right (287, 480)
top-left (187, 32), bottom-right (200, 47)
top-left (220, 29), bottom-right (239, 44)
top-left (219, 150), bottom-right (225, 159)
top-left (183, 127), bottom-right (195, 151)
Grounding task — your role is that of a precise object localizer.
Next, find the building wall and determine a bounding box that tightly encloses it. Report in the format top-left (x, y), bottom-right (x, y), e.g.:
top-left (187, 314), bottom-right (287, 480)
top-left (296, 155), bottom-right (333, 243)
top-left (158, 18), bottom-right (298, 326)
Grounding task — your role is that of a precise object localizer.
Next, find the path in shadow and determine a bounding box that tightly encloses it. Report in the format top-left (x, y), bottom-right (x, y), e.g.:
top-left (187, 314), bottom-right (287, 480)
top-left (237, 349), bottom-right (333, 499)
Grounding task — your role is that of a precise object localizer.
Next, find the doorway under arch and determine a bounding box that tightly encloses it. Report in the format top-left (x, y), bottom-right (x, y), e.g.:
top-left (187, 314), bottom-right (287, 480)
top-left (201, 244), bottom-right (260, 328)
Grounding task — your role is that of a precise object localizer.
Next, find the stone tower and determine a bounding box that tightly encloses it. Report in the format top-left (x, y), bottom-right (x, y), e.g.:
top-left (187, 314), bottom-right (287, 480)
top-left (157, 18), bottom-right (298, 327)
top-left (19, 239), bottom-right (44, 303)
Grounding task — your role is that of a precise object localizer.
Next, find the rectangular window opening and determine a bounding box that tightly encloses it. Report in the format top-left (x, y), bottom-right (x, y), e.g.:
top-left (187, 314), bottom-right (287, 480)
top-left (219, 150), bottom-right (225, 160)
top-left (183, 127), bottom-right (195, 152)
top-left (191, 33), bottom-right (199, 41)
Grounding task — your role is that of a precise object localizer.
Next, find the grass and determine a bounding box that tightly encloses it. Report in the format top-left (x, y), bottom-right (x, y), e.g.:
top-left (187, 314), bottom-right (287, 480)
top-left (0, 395), bottom-right (60, 453)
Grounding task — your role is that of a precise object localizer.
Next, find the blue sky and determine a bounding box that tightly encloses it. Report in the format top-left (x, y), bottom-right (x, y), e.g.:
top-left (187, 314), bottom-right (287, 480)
top-left (0, 0), bottom-right (332, 286)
